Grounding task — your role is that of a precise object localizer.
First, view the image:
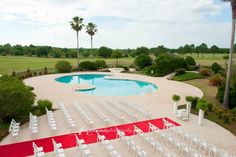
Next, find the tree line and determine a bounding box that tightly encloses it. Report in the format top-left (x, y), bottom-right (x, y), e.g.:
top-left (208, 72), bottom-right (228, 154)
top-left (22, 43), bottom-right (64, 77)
top-left (0, 43), bottom-right (232, 58)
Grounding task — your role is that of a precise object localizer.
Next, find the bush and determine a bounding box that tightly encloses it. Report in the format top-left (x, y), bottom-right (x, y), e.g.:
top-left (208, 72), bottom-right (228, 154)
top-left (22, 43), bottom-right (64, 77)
top-left (186, 65), bottom-right (199, 71)
top-left (123, 66), bottom-right (129, 72)
top-left (0, 76), bottom-right (35, 123)
top-left (199, 68), bottom-right (211, 76)
top-left (196, 99), bottom-right (209, 111)
top-left (232, 107), bottom-right (236, 121)
top-left (191, 97), bottom-right (200, 109)
top-left (211, 63), bottom-right (222, 74)
top-left (185, 56), bottom-right (196, 66)
top-left (223, 112), bottom-right (231, 124)
top-left (79, 61), bottom-right (98, 71)
top-left (223, 55), bottom-right (229, 59)
top-left (26, 69), bottom-right (32, 77)
top-left (94, 60), bottom-right (107, 70)
top-left (185, 96), bottom-right (195, 102)
top-left (175, 68), bottom-right (186, 76)
top-left (43, 67), bottom-right (48, 74)
top-left (172, 95), bottom-right (180, 102)
top-left (216, 108), bottom-right (224, 118)
top-left (55, 60), bottom-right (72, 73)
top-left (11, 71), bottom-right (16, 77)
top-left (152, 54), bottom-right (187, 76)
top-left (134, 54), bottom-right (152, 70)
top-left (38, 100), bottom-right (52, 114)
top-left (209, 74), bottom-right (225, 86)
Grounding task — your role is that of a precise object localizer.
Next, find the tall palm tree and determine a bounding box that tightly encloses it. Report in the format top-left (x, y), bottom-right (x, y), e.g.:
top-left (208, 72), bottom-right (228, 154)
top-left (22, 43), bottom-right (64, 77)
top-left (222, 0), bottom-right (236, 108)
top-left (86, 22), bottom-right (97, 59)
top-left (70, 16), bottom-right (84, 67)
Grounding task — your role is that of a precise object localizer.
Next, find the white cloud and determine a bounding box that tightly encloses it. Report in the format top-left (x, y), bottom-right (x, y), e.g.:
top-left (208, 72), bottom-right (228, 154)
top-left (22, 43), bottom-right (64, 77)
top-left (0, 0), bottom-right (231, 48)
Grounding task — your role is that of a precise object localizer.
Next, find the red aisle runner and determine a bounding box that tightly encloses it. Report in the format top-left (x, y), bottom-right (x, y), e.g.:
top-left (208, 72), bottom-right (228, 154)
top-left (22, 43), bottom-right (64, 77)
top-left (0, 117), bottom-right (180, 157)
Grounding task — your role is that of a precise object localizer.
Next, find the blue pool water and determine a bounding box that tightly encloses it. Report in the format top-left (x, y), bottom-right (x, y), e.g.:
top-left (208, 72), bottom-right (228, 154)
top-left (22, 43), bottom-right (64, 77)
top-left (55, 74), bottom-right (157, 96)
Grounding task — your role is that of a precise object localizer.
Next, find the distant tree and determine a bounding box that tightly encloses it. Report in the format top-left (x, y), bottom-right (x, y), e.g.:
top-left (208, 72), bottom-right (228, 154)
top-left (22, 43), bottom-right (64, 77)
top-left (134, 54), bottom-right (152, 69)
top-left (155, 45), bottom-right (168, 56)
top-left (112, 50), bottom-right (123, 65)
top-left (70, 16), bottom-right (84, 67)
top-left (86, 22), bottom-right (97, 59)
top-left (196, 43), bottom-right (208, 58)
top-left (210, 45), bottom-right (220, 58)
top-left (98, 46), bottom-right (113, 58)
top-left (135, 46), bottom-right (149, 56)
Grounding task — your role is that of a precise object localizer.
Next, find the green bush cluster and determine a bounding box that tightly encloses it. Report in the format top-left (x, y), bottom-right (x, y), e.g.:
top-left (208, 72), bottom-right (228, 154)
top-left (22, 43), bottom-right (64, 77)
top-left (134, 54), bottom-right (152, 70)
top-left (0, 76), bottom-right (35, 123)
top-left (55, 60), bottom-right (72, 73)
top-left (37, 100), bottom-right (52, 114)
top-left (79, 60), bottom-right (107, 71)
top-left (211, 63), bottom-right (222, 74)
top-left (175, 68), bottom-right (186, 76)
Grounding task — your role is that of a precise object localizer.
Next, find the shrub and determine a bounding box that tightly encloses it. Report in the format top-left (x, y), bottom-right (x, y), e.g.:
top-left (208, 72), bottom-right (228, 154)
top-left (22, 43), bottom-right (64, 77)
top-left (26, 69), bottom-right (32, 77)
top-left (191, 97), bottom-right (200, 109)
top-left (199, 68), bottom-right (211, 76)
top-left (123, 66), bottom-right (129, 72)
top-left (232, 107), bottom-right (236, 121)
top-left (152, 54), bottom-right (187, 76)
top-left (0, 76), bottom-right (35, 123)
top-left (33, 72), bottom-right (37, 76)
top-left (175, 68), bottom-right (186, 76)
top-left (185, 56), bottom-right (196, 66)
top-left (209, 74), bottom-right (225, 86)
top-left (11, 71), bottom-right (16, 77)
top-left (186, 65), bottom-right (199, 71)
top-left (38, 71), bottom-right (43, 75)
top-left (94, 60), bottom-right (107, 70)
top-left (79, 61), bottom-right (98, 71)
top-left (38, 100), bottom-right (52, 114)
top-left (43, 67), bottom-right (48, 74)
top-left (55, 60), bottom-right (72, 73)
top-left (185, 96), bottom-right (195, 102)
top-left (172, 95), bottom-right (180, 102)
top-left (196, 99), bottom-right (209, 111)
top-left (134, 54), bottom-right (152, 70)
top-left (208, 103), bottom-right (213, 112)
top-left (223, 55), bottom-right (229, 59)
top-left (211, 63), bottom-right (222, 74)
top-left (216, 108), bottom-right (224, 118)
top-left (223, 112), bottom-right (231, 124)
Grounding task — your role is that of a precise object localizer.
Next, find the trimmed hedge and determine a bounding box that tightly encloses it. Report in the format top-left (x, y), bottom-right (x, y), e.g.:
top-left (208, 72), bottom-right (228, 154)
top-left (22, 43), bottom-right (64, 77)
top-left (55, 60), bottom-right (72, 73)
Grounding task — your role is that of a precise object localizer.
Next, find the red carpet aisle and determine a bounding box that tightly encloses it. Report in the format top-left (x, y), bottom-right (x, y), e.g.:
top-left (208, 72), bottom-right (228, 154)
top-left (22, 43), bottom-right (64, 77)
top-left (0, 117), bottom-right (180, 157)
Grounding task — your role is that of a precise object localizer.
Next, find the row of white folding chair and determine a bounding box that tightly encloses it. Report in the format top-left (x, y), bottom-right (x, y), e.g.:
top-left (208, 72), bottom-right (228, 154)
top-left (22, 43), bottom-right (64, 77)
top-left (29, 112), bottom-right (38, 134)
top-left (73, 101), bottom-right (93, 127)
top-left (75, 134), bottom-right (92, 157)
top-left (98, 100), bottom-right (125, 123)
top-left (33, 142), bottom-right (45, 157)
top-left (86, 100), bottom-right (110, 124)
top-left (96, 131), bottom-right (121, 157)
top-left (8, 119), bottom-right (20, 137)
top-left (52, 138), bottom-right (66, 157)
top-left (106, 100), bottom-right (137, 121)
top-left (46, 108), bottom-right (57, 131)
top-left (149, 125), bottom-right (203, 157)
top-left (173, 128), bottom-right (236, 157)
top-left (116, 129), bottom-right (147, 157)
top-left (118, 101), bottom-right (151, 118)
top-left (134, 125), bottom-right (176, 157)
top-left (59, 102), bottom-right (76, 129)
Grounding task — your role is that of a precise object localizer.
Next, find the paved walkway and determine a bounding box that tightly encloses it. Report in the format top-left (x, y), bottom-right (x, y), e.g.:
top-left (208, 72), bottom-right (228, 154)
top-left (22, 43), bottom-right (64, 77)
top-left (1, 72), bottom-right (236, 156)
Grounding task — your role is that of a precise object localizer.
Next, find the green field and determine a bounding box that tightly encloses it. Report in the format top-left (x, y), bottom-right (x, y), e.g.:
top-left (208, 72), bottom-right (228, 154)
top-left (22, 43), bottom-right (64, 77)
top-left (0, 53), bottom-right (234, 75)
top-left (0, 56), bottom-right (134, 75)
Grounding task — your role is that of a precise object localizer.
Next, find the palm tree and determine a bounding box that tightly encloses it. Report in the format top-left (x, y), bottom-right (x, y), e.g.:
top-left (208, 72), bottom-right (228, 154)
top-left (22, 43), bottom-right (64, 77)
top-left (222, 0), bottom-right (236, 108)
top-left (70, 16), bottom-right (84, 67)
top-left (86, 22), bottom-right (98, 59)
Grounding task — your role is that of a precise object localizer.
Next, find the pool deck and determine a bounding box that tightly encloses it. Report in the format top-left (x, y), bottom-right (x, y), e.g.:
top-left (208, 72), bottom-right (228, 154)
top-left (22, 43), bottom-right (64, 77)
top-left (1, 71), bottom-right (236, 156)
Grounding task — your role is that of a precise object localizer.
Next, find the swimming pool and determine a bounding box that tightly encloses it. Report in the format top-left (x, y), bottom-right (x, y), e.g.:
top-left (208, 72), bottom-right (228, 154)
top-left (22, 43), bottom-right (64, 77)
top-left (55, 74), bottom-right (157, 96)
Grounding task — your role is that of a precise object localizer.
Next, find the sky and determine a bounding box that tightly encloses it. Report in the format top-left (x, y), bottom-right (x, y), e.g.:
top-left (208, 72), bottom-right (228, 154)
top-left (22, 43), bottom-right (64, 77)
top-left (0, 0), bottom-right (232, 49)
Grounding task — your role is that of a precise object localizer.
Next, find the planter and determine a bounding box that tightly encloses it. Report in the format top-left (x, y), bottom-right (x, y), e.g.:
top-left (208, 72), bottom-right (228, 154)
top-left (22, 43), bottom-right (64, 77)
top-left (198, 109), bottom-right (204, 125)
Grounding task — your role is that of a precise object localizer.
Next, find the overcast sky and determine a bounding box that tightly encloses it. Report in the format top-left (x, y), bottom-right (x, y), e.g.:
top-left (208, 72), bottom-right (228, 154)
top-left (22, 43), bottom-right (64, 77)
top-left (0, 0), bottom-right (231, 49)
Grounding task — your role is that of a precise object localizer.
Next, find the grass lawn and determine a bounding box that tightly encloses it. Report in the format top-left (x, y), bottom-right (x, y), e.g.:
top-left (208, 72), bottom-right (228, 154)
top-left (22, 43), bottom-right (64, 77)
top-left (172, 72), bottom-right (204, 81)
top-left (0, 56), bottom-right (135, 75)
